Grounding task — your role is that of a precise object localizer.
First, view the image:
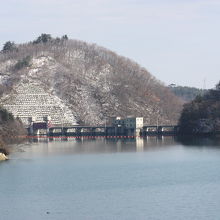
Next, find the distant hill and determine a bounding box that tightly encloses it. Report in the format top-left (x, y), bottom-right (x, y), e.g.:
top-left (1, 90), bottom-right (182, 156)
top-left (168, 84), bottom-right (207, 102)
top-left (0, 34), bottom-right (183, 126)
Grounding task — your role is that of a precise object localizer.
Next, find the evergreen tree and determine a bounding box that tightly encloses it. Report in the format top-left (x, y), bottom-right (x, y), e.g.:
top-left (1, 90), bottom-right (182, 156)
top-left (62, 35), bottom-right (68, 40)
top-left (33, 34), bottom-right (52, 44)
top-left (2, 41), bottom-right (17, 53)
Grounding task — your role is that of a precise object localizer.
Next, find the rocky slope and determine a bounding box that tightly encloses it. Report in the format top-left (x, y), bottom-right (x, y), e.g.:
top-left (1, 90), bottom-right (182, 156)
top-left (0, 36), bottom-right (182, 126)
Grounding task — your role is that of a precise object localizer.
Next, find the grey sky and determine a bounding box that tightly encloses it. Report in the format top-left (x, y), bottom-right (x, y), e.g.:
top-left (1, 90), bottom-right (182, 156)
top-left (1, 0), bottom-right (220, 88)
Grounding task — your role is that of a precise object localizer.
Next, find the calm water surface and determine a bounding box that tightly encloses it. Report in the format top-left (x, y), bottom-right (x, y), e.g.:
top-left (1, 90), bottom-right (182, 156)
top-left (1, 136), bottom-right (220, 220)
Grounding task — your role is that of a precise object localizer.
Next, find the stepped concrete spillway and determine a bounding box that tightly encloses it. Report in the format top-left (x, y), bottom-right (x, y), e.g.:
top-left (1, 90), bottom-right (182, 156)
top-left (0, 80), bottom-right (77, 127)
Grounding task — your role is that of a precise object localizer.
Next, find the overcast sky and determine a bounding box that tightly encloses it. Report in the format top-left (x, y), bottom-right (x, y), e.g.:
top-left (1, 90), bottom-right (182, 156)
top-left (1, 0), bottom-right (220, 88)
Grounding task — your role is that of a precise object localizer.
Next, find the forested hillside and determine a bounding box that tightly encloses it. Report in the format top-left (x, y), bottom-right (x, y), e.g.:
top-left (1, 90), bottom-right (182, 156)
top-left (0, 107), bottom-right (26, 152)
top-left (179, 82), bottom-right (220, 134)
top-left (0, 34), bottom-right (183, 125)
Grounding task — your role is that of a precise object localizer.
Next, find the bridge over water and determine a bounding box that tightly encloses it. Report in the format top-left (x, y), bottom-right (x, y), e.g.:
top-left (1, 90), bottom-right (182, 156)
top-left (29, 124), bottom-right (180, 136)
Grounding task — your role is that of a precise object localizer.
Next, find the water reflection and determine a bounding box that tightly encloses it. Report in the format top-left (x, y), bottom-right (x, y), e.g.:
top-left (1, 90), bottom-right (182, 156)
top-left (24, 136), bottom-right (180, 156)
top-left (136, 137), bottom-right (144, 152)
top-left (176, 135), bottom-right (220, 148)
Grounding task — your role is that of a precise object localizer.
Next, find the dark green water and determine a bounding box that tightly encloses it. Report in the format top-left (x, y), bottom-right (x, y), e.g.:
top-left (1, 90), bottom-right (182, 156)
top-left (1, 136), bottom-right (220, 220)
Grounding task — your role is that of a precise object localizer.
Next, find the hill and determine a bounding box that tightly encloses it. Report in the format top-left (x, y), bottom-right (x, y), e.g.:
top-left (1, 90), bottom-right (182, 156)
top-left (179, 82), bottom-right (220, 134)
top-left (0, 34), bottom-right (183, 126)
top-left (168, 84), bottom-right (207, 102)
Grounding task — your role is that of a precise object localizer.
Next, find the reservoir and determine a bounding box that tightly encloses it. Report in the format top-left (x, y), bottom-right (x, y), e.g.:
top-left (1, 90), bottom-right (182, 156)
top-left (1, 136), bottom-right (220, 220)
